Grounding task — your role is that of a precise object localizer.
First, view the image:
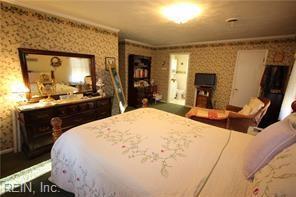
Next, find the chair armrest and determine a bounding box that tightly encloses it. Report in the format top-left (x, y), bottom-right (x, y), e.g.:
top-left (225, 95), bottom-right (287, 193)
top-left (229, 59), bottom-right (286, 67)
top-left (227, 112), bottom-right (256, 133)
top-left (226, 105), bottom-right (242, 112)
top-left (228, 111), bottom-right (252, 119)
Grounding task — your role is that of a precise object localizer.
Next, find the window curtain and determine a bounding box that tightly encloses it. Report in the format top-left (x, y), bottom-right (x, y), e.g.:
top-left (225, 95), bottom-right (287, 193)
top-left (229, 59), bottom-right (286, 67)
top-left (69, 58), bottom-right (90, 84)
top-left (279, 57), bottom-right (296, 119)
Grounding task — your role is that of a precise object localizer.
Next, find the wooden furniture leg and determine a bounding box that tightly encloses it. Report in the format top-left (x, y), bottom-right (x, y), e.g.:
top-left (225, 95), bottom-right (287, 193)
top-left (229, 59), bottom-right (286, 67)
top-left (51, 117), bottom-right (62, 142)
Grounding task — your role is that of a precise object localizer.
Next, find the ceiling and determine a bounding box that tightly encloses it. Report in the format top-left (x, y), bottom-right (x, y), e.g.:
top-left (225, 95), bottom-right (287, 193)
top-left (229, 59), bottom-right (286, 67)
top-left (13, 0), bottom-right (296, 46)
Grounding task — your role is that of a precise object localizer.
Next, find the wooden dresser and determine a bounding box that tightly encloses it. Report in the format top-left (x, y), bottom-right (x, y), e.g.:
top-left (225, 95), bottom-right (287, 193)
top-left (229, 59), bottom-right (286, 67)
top-left (16, 96), bottom-right (112, 158)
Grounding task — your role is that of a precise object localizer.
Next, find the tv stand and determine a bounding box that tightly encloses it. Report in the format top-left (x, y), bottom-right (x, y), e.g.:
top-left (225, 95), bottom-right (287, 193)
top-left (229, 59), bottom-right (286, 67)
top-left (195, 86), bottom-right (214, 108)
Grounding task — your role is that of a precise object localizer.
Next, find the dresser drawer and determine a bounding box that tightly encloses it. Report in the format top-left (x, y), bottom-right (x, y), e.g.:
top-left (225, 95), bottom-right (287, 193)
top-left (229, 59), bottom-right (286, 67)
top-left (19, 96), bottom-right (112, 158)
top-left (23, 109), bottom-right (55, 122)
top-left (96, 110), bottom-right (110, 119)
top-left (96, 98), bottom-right (110, 107)
top-left (32, 133), bottom-right (53, 150)
top-left (56, 105), bottom-right (79, 116)
top-left (26, 122), bottom-right (52, 139)
top-left (78, 101), bottom-right (95, 111)
top-left (62, 110), bottom-right (98, 127)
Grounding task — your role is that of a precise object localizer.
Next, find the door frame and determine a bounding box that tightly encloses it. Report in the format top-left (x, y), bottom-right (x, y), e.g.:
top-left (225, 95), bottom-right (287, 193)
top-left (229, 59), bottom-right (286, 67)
top-left (229, 49), bottom-right (268, 106)
top-left (167, 53), bottom-right (190, 104)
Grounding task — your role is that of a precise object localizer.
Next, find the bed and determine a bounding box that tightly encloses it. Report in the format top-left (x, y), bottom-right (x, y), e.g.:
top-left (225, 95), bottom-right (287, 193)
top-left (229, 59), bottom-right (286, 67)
top-left (50, 108), bottom-right (254, 196)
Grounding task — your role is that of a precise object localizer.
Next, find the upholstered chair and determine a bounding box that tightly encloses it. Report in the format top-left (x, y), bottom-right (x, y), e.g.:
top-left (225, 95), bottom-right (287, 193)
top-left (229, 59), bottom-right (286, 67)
top-left (225, 98), bottom-right (271, 132)
top-left (190, 97), bottom-right (271, 133)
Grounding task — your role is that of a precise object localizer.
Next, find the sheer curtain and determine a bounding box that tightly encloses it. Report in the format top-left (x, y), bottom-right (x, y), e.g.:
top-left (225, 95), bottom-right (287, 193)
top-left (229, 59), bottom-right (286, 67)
top-left (279, 56), bottom-right (296, 119)
top-left (69, 58), bottom-right (90, 84)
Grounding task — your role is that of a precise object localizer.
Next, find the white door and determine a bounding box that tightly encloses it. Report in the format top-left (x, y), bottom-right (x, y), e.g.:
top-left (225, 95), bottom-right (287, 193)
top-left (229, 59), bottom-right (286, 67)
top-left (230, 50), bottom-right (268, 107)
top-left (168, 57), bottom-right (177, 102)
top-left (168, 54), bottom-right (189, 105)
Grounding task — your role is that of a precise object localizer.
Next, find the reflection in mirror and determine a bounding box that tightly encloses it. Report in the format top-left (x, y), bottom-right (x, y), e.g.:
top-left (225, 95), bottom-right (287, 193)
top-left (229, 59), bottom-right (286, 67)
top-left (25, 54), bottom-right (92, 97)
top-left (109, 66), bottom-right (127, 113)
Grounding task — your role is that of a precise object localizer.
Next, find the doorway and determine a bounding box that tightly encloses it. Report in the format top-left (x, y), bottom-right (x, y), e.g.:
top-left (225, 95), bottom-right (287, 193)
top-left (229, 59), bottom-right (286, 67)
top-left (230, 49), bottom-right (268, 107)
top-left (168, 54), bottom-right (189, 105)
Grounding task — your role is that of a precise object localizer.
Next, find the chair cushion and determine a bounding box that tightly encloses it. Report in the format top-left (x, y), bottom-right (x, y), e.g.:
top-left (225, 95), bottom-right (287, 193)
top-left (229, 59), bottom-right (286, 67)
top-left (243, 113), bottom-right (296, 179)
top-left (185, 107), bottom-right (229, 120)
top-left (248, 97), bottom-right (265, 115)
top-left (249, 143), bottom-right (296, 197)
top-left (239, 104), bottom-right (252, 115)
top-left (238, 98), bottom-right (264, 115)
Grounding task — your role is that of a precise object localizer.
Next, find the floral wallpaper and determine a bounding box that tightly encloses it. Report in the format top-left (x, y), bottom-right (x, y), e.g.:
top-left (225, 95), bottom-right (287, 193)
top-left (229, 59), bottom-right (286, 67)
top-left (119, 38), bottom-right (295, 109)
top-left (0, 2), bottom-right (119, 151)
top-left (152, 39), bottom-right (296, 109)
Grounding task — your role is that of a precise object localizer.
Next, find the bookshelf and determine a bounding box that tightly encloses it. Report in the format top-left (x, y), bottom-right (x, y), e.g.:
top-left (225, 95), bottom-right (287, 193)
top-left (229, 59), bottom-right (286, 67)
top-left (128, 54), bottom-right (153, 107)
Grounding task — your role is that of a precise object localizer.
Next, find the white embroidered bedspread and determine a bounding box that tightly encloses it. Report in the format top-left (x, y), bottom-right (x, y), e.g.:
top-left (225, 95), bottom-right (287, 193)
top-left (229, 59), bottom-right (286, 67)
top-left (199, 131), bottom-right (253, 197)
top-left (50, 108), bottom-right (252, 197)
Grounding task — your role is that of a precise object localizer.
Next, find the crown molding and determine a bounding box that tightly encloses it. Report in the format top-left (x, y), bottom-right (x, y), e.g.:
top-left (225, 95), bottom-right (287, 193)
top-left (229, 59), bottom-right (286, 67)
top-left (154, 34), bottom-right (296, 48)
top-left (3, 0), bottom-right (120, 33)
top-left (120, 35), bottom-right (295, 49)
top-left (120, 39), bottom-right (154, 48)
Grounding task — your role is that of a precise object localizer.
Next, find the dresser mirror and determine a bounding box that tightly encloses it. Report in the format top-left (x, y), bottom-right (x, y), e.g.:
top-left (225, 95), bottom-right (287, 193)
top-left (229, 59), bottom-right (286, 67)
top-left (18, 48), bottom-right (96, 100)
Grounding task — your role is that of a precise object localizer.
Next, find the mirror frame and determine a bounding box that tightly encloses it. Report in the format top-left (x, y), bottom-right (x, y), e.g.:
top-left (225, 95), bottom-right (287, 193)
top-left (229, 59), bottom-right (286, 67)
top-left (18, 48), bottom-right (97, 100)
top-left (108, 65), bottom-right (127, 113)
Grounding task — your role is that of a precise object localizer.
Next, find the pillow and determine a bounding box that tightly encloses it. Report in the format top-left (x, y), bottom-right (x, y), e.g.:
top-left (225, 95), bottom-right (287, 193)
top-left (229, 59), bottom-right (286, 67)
top-left (250, 143), bottom-right (296, 197)
top-left (248, 97), bottom-right (265, 115)
top-left (287, 113), bottom-right (296, 129)
top-left (243, 113), bottom-right (296, 179)
top-left (239, 104), bottom-right (252, 115)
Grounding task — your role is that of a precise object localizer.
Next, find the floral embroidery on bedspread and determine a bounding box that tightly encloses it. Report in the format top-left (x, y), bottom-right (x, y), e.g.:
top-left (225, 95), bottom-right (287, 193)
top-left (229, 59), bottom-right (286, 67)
top-left (51, 109), bottom-right (216, 196)
top-left (251, 146), bottom-right (296, 197)
top-left (84, 109), bottom-right (206, 177)
top-left (52, 149), bottom-right (117, 197)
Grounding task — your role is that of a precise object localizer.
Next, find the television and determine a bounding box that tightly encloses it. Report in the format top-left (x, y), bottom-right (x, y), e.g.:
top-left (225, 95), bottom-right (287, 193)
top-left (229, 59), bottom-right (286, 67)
top-left (194, 73), bottom-right (216, 87)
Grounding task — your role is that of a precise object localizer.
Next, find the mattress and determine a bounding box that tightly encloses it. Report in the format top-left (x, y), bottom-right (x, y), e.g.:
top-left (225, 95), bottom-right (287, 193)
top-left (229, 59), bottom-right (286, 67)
top-left (50, 108), bottom-right (253, 196)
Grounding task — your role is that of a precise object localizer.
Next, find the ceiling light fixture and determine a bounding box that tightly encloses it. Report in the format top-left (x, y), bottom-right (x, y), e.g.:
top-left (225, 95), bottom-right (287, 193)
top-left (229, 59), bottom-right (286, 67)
top-left (162, 2), bottom-right (202, 24)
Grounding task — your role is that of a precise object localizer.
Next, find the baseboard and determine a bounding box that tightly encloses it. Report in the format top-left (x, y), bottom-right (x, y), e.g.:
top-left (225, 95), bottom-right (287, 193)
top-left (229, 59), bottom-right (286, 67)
top-left (0, 148), bottom-right (13, 155)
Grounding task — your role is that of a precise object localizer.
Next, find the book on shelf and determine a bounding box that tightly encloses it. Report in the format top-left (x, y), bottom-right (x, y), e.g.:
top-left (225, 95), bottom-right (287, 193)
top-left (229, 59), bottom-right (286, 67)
top-left (134, 68), bottom-right (148, 78)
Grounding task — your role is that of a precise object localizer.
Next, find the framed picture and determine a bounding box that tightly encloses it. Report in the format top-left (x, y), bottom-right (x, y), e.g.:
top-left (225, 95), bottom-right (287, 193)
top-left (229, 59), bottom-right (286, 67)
top-left (105, 57), bottom-right (116, 71)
